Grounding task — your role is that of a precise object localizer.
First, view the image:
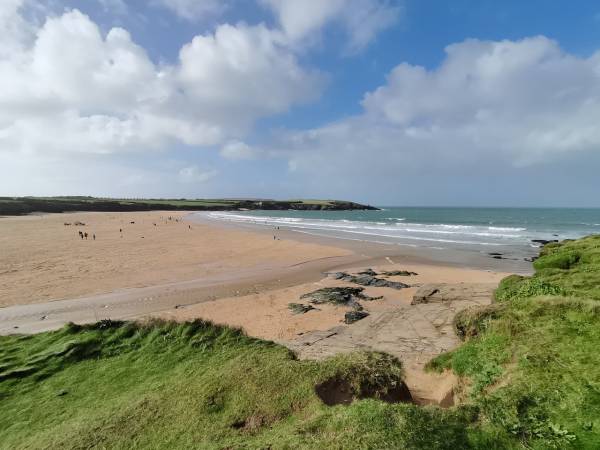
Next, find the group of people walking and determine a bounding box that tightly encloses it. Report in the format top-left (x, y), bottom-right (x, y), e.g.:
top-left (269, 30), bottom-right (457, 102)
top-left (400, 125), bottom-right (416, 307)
top-left (78, 230), bottom-right (95, 240)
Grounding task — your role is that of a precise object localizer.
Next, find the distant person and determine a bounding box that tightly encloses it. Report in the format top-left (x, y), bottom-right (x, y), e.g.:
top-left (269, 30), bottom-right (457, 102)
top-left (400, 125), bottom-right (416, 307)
top-left (79, 231), bottom-right (83, 239)
top-left (84, 232), bottom-right (88, 240)
top-left (93, 234), bottom-right (96, 240)
top-left (188, 225), bottom-right (191, 229)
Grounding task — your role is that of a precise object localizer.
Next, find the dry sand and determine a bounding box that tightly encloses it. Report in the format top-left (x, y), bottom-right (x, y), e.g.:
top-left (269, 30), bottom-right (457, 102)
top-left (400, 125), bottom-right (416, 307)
top-left (0, 211), bottom-right (351, 307)
top-left (164, 263), bottom-right (509, 341)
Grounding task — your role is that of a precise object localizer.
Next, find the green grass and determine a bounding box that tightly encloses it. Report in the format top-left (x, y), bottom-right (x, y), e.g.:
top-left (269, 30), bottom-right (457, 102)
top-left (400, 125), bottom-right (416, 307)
top-left (428, 235), bottom-right (600, 449)
top-left (1, 319), bottom-right (478, 449)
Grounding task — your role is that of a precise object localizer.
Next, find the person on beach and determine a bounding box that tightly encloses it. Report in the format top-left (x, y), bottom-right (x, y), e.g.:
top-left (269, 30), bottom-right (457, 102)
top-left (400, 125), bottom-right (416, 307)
top-left (79, 231), bottom-right (83, 239)
top-left (93, 234), bottom-right (96, 240)
top-left (84, 232), bottom-right (88, 240)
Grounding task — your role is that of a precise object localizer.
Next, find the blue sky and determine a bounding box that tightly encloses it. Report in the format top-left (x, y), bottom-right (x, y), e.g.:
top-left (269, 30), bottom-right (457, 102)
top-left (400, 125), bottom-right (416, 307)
top-left (2, 0), bottom-right (600, 206)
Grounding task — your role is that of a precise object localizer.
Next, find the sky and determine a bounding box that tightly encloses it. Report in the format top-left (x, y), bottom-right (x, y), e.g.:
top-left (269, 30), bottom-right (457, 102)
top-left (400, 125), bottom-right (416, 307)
top-left (2, 0), bottom-right (600, 206)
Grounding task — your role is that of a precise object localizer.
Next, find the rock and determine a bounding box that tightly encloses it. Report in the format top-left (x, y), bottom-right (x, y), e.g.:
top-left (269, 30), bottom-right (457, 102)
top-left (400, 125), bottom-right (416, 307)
top-left (300, 287), bottom-right (381, 305)
top-left (382, 270), bottom-right (418, 276)
top-left (411, 285), bottom-right (440, 305)
top-left (329, 272), bottom-right (409, 290)
top-left (344, 310), bottom-right (369, 324)
top-left (329, 272), bottom-right (348, 280)
top-left (288, 303), bottom-right (317, 315)
top-left (531, 239), bottom-right (558, 246)
top-left (357, 268), bottom-right (378, 276)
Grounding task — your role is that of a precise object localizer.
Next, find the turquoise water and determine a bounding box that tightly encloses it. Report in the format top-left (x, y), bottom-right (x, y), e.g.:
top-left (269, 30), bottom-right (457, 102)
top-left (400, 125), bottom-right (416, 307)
top-left (202, 207), bottom-right (600, 260)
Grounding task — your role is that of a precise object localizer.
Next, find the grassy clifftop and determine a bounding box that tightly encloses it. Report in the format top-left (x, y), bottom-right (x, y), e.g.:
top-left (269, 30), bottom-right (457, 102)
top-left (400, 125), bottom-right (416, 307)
top-left (0, 196), bottom-right (377, 216)
top-left (2, 236), bottom-right (600, 448)
top-left (430, 235), bottom-right (600, 448)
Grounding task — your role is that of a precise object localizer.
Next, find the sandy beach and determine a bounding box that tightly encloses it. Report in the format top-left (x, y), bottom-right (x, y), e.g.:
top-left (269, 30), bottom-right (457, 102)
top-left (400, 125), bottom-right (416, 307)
top-left (0, 210), bottom-right (514, 404)
top-left (0, 211), bottom-right (353, 307)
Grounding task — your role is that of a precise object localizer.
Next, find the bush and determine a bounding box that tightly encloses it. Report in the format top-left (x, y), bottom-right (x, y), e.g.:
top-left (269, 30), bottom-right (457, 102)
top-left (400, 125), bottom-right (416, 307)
top-left (495, 276), bottom-right (565, 302)
top-left (533, 251), bottom-right (581, 270)
top-left (453, 304), bottom-right (505, 340)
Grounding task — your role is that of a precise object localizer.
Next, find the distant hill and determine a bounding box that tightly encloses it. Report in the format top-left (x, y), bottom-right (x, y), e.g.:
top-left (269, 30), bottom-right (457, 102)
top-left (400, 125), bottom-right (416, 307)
top-left (0, 197), bottom-right (378, 216)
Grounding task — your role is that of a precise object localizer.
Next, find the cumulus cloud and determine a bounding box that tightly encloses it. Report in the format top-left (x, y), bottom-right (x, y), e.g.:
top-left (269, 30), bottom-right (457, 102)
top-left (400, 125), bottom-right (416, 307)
top-left (0, 7), bottom-right (324, 157)
top-left (260, 0), bottom-right (400, 52)
top-left (271, 36), bottom-right (600, 200)
top-left (278, 37), bottom-right (600, 171)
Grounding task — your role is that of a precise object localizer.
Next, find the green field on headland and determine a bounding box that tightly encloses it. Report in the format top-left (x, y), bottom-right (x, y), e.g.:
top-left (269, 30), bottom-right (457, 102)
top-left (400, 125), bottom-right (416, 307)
top-left (0, 196), bottom-right (377, 216)
top-left (1, 236), bottom-right (600, 449)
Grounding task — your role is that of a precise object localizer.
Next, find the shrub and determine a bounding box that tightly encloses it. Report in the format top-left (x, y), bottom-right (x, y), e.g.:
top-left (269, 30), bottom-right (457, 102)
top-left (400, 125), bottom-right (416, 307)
top-left (495, 276), bottom-right (565, 302)
top-left (453, 304), bottom-right (505, 340)
top-left (533, 251), bottom-right (581, 270)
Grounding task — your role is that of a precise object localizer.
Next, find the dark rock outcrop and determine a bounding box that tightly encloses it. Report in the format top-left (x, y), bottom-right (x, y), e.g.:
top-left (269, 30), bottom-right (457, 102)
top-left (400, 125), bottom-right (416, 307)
top-left (531, 239), bottom-right (559, 246)
top-left (300, 287), bottom-right (382, 306)
top-left (288, 303), bottom-right (316, 315)
top-left (357, 268), bottom-right (378, 276)
top-left (382, 270), bottom-right (418, 276)
top-left (329, 272), bottom-right (409, 290)
top-left (344, 310), bottom-right (369, 324)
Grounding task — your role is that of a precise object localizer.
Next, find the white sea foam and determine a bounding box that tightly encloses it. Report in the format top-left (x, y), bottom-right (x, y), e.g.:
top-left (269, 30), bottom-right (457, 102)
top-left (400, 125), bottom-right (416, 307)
top-left (204, 212), bottom-right (521, 247)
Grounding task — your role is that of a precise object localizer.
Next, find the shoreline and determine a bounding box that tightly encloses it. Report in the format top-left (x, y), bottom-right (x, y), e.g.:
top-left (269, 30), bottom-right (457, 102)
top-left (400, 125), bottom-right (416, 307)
top-left (189, 211), bottom-right (535, 275)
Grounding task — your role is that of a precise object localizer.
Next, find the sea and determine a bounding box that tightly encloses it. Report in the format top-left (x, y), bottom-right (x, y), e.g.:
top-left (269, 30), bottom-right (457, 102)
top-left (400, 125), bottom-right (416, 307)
top-left (200, 207), bottom-right (600, 263)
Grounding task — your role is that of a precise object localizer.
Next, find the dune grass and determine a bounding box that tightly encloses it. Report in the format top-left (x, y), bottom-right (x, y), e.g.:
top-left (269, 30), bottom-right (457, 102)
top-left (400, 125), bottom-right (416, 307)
top-left (1, 319), bottom-right (477, 450)
top-left (429, 235), bottom-right (600, 448)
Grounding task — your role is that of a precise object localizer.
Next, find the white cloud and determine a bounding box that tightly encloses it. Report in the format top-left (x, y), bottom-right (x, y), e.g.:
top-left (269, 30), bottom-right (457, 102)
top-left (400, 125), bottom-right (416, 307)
top-left (260, 0), bottom-right (400, 52)
top-left (153, 0), bottom-right (226, 21)
top-left (0, 8), bottom-right (325, 157)
top-left (220, 140), bottom-right (257, 160)
top-left (273, 36), bottom-right (600, 195)
top-left (178, 165), bottom-right (218, 183)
